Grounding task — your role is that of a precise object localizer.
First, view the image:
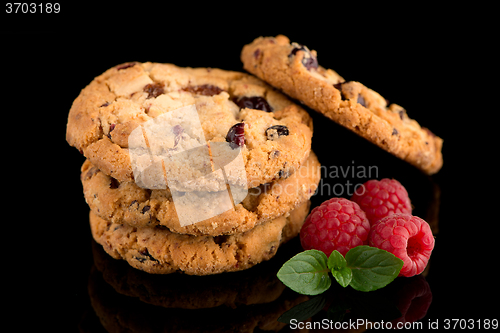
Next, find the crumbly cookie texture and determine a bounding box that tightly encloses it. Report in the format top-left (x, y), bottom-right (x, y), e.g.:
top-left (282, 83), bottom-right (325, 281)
top-left (241, 35), bottom-right (443, 175)
top-left (81, 151), bottom-right (321, 236)
top-left (89, 200), bottom-right (310, 275)
top-left (66, 62), bottom-right (313, 190)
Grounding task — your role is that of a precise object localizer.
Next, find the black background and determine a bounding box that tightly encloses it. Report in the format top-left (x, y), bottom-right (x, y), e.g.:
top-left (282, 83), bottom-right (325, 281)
top-left (3, 3), bottom-right (497, 332)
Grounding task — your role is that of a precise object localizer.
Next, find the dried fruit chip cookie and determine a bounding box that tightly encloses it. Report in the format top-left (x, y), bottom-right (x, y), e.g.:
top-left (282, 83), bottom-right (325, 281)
top-left (66, 62), bottom-right (314, 191)
top-left (241, 35), bottom-right (443, 175)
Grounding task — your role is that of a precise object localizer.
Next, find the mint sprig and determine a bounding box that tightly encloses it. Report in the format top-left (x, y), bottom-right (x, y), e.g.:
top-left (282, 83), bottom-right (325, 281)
top-left (328, 250), bottom-right (352, 288)
top-left (275, 250), bottom-right (331, 295)
top-left (277, 246), bottom-right (403, 294)
top-left (346, 246), bottom-right (404, 292)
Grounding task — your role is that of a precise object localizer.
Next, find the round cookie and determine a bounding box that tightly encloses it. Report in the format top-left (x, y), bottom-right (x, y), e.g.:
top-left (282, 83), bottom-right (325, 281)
top-left (89, 200), bottom-right (310, 275)
top-left (81, 151), bottom-right (321, 236)
top-left (66, 62), bottom-right (313, 191)
top-left (241, 35), bottom-right (443, 175)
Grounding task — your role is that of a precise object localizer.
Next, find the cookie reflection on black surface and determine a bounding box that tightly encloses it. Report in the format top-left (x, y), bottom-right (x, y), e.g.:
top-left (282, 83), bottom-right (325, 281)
top-left (91, 238), bottom-right (296, 310)
top-left (86, 238), bottom-right (308, 332)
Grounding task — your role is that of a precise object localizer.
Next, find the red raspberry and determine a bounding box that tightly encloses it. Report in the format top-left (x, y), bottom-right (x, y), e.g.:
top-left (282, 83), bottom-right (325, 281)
top-left (368, 214), bottom-right (434, 277)
top-left (351, 178), bottom-right (412, 225)
top-left (300, 198), bottom-right (371, 256)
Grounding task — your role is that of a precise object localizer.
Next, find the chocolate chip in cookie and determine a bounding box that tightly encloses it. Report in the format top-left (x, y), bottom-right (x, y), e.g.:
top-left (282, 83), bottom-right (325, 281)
top-left (135, 248), bottom-right (159, 263)
top-left (333, 82), bottom-right (348, 101)
top-left (109, 178), bottom-right (120, 189)
top-left (266, 125), bottom-right (289, 140)
top-left (357, 94), bottom-right (367, 107)
top-left (289, 43), bottom-right (318, 70)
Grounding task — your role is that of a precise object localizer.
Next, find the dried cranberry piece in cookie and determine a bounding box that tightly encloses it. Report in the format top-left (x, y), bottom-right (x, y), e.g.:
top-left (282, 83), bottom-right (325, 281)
top-left (116, 62), bottom-right (136, 70)
top-left (225, 123), bottom-right (245, 149)
top-left (289, 43), bottom-right (318, 70)
top-left (144, 83), bottom-right (165, 99)
top-left (172, 124), bottom-right (184, 147)
top-left (184, 84), bottom-right (225, 96)
top-left (233, 96), bottom-right (273, 112)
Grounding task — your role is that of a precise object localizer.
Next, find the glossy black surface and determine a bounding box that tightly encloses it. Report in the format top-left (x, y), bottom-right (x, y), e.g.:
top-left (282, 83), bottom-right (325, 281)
top-left (4, 5), bottom-right (496, 331)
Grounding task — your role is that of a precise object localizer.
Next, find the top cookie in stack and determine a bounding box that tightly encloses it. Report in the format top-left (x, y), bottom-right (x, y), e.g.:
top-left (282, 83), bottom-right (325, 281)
top-left (66, 62), bottom-right (313, 189)
top-left (66, 62), bottom-right (319, 275)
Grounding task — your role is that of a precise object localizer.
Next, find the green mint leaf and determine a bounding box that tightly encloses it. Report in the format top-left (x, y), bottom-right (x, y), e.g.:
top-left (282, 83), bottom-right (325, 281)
top-left (331, 266), bottom-right (353, 288)
top-left (327, 250), bottom-right (352, 287)
top-left (277, 250), bottom-right (331, 295)
top-left (345, 246), bottom-right (404, 292)
top-left (327, 250), bottom-right (346, 270)
top-left (277, 294), bottom-right (327, 324)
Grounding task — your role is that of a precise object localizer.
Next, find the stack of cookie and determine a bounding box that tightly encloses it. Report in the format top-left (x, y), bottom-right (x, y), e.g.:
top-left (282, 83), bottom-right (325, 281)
top-left (66, 62), bottom-right (320, 275)
top-left (67, 35), bottom-right (443, 275)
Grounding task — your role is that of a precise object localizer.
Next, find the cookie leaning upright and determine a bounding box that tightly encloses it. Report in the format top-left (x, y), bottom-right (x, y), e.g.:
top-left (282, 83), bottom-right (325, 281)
top-left (241, 35), bottom-right (443, 175)
top-left (66, 62), bottom-right (314, 190)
